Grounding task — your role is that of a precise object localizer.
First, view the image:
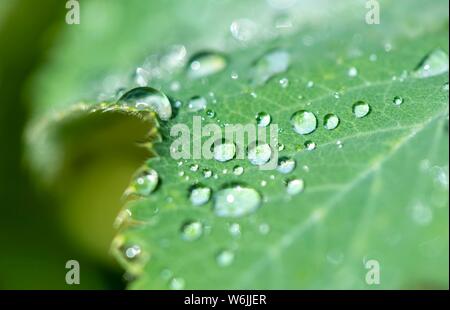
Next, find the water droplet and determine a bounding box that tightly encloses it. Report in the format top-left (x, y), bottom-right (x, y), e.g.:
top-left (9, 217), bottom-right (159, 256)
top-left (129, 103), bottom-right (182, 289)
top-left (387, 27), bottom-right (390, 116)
top-left (214, 185), bottom-right (261, 217)
top-left (213, 141), bottom-right (236, 162)
top-left (348, 67), bottom-right (358, 77)
top-left (230, 18), bottom-right (257, 42)
top-left (306, 80), bottom-right (314, 88)
top-left (248, 143), bottom-right (272, 166)
top-left (124, 245), bottom-right (141, 260)
top-left (393, 96), bottom-right (404, 106)
top-left (181, 221), bottom-right (203, 241)
top-left (202, 169), bottom-right (213, 179)
top-left (411, 202), bottom-right (433, 226)
top-left (336, 140), bottom-right (343, 148)
top-left (128, 169), bottom-right (159, 196)
top-left (187, 51), bottom-right (227, 79)
top-left (231, 71), bottom-right (239, 79)
top-left (189, 164), bottom-right (199, 172)
top-left (189, 185), bottom-right (211, 206)
top-left (323, 113), bottom-right (340, 130)
top-left (352, 101), bottom-right (370, 118)
top-left (256, 112), bottom-right (272, 127)
top-left (188, 96), bottom-right (207, 112)
top-left (258, 223), bottom-right (270, 235)
top-left (443, 82), bottom-right (449, 91)
top-left (277, 143), bottom-right (285, 151)
top-left (413, 49), bottom-right (449, 78)
top-left (206, 109), bottom-right (216, 118)
top-left (369, 54), bottom-right (377, 62)
top-left (277, 157), bottom-right (296, 174)
top-left (260, 180), bottom-right (267, 187)
top-left (118, 87), bottom-right (172, 120)
top-left (251, 49), bottom-right (290, 86)
top-left (229, 223), bottom-right (241, 237)
top-left (286, 178), bottom-right (304, 195)
top-left (290, 110), bottom-right (317, 135)
top-left (279, 77), bottom-right (289, 88)
top-left (169, 277), bottom-right (185, 290)
top-left (233, 166), bottom-right (244, 176)
top-left (304, 141), bottom-right (316, 151)
top-left (216, 250), bottom-right (235, 267)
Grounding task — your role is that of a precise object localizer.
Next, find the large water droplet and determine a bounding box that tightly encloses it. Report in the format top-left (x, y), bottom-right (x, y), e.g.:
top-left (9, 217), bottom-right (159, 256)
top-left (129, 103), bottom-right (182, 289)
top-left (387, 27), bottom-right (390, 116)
top-left (323, 113), bottom-right (340, 130)
top-left (189, 185), bottom-right (212, 206)
top-left (188, 96), bottom-right (207, 112)
top-left (290, 110), bottom-right (317, 135)
top-left (256, 112), bottom-right (272, 127)
top-left (128, 169), bottom-right (159, 196)
top-left (248, 143), bottom-right (272, 166)
top-left (118, 87), bottom-right (172, 120)
top-left (286, 178), bottom-right (304, 195)
top-left (413, 49), bottom-right (449, 78)
top-left (214, 185), bottom-right (261, 217)
top-left (251, 49), bottom-right (290, 86)
top-left (277, 157), bottom-right (296, 174)
top-left (187, 51), bottom-right (227, 79)
top-left (352, 101), bottom-right (370, 118)
top-left (216, 250), bottom-right (235, 267)
top-left (213, 141), bottom-right (236, 162)
top-left (181, 221), bottom-right (203, 241)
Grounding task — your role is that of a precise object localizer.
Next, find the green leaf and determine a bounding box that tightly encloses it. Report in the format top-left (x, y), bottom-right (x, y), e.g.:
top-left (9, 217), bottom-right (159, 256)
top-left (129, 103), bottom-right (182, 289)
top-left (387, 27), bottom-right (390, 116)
top-left (28, 0), bottom-right (448, 289)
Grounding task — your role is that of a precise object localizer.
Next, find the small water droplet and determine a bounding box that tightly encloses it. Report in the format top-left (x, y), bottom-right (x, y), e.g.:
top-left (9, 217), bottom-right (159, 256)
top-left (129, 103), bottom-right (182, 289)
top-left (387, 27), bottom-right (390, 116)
top-left (286, 178), bottom-right (304, 195)
top-left (277, 157), bottom-right (296, 174)
top-left (181, 221), bottom-right (203, 241)
top-left (213, 141), bottom-right (236, 162)
top-left (348, 67), bottom-right (358, 77)
top-left (188, 96), bottom-right (207, 112)
top-left (231, 71), bottom-right (239, 79)
top-left (413, 49), bottom-right (449, 78)
top-left (128, 169), bottom-right (159, 196)
top-left (411, 202), bottom-right (433, 226)
top-left (248, 143), bottom-right (272, 166)
top-left (202, 169), bottom-right (213, 179)
top-left (214, 185), bottom-right (261, 217)
top-left (169, 277), bottom-right (185, 290)
top-left (306, 80), bottom-right (314, 88)
top-left (352, 101), bottom-right (370, 118)
top-left (443, 82), bottom-right (449, 91)
top-left (205, 109), bottom-right (216, 118)
top-left (216, 250), bottom-right (235, 267)
top-left (256, 112), bottom-right (272, 127)
top-left (258, 223), bottom-right (270, 235)
top-left (260, 180), bottom-right (267, 187)
top-left (336, 140), bottom-right (343, 148)
top-left (124, 245), bottom-right (141, 260)
top-left (233, 166), bottom-right (244, 176)
top-left (187, 51), bottom-right (227, 79)
top-left (369, 54), bottom-right (377, 62)
top-left (230, 18), bottom-right (257, 42)
top-left (323, 113), bottom-right (340, 130)
top-left (279, 77), bottom-right (289, 88)
top-left (304, 140), bottom-right (316, 151)
top-left (393, 96), bottom-right (404, 106)
top-left (189, 164), bottom-right (199, 172)
top-left (290, 110), bottom-right (317, 135)
top-left (118, 87), bottom-right (172, 120)
top-left (277, 143), bottom-right (285, 151)
top-left (251, 49), bottom-right (290, 86)
top-left (229, 223), bottom-right (241, 237)
top-left (189, 185), bottom-right (211, 206)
